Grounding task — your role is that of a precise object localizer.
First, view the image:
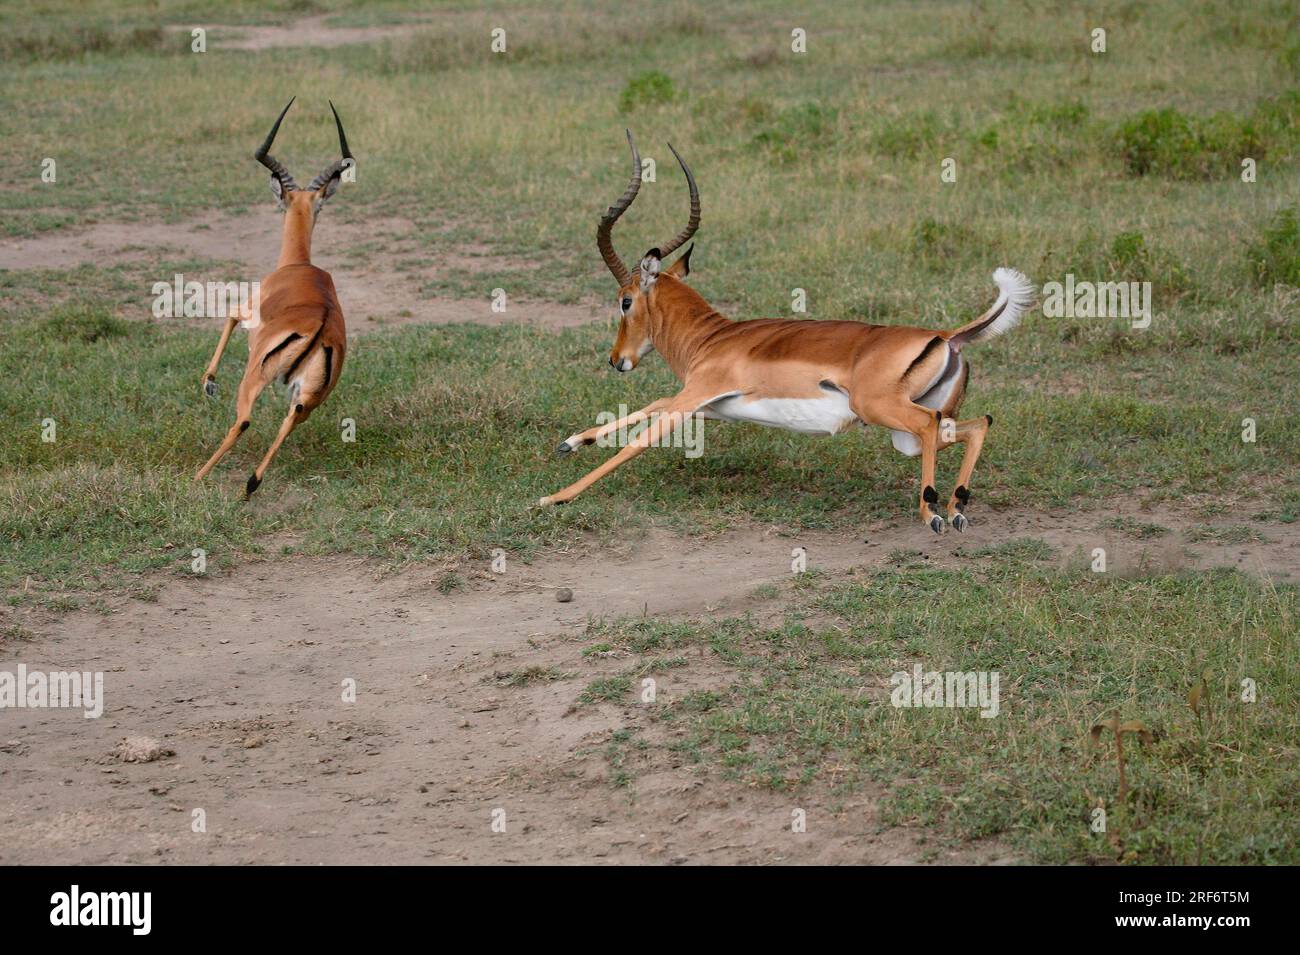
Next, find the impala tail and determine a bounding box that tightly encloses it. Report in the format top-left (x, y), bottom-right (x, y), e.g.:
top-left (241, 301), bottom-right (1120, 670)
top-left (948, 268), bottom-right (1036, 349)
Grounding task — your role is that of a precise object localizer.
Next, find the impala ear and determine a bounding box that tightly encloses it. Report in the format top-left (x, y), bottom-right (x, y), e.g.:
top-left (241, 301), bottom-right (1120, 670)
top-left (269, 174), bottom-right (286, 206)
top-left (666, 243), bottom-right (693, 279)
top-left (639, 248), bottom-right (662, 293)
top-left (315, 173), bottom-right (341, 207)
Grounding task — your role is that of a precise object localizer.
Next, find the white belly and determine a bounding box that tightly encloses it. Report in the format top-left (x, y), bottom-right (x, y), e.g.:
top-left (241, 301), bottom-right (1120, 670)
top-left (703, 393), bottom-right (858, 436)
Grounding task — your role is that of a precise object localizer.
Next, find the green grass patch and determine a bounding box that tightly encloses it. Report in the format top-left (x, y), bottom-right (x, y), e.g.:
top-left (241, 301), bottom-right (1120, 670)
top-left (1185, 524), bottom-right (1264, 544)
top-left (1116, 107), bottom-right (1262, 180)
top-left (580, 675), bottom-right (632, 705)
top-left (618, 70), bottom-right (677, 113)
top-left (1247, 207), bottom-right (1300, 287)
top-left (1101, 517), bottom-right (1171, 540)
top-left (579, 566), bottom-right (1299, 863)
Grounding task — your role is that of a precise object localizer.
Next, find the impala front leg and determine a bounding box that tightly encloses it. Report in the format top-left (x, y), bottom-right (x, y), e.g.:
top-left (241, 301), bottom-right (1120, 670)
top-left (540, 402), bottom-right (686, 506)
top-left (556, 399), bottom-right (669, 454)
top-left (202, 316), bottom-right (240, 398)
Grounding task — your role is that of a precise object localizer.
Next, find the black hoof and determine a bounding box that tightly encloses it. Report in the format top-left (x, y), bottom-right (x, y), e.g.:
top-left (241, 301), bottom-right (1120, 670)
top-left (204, 377), bottom-right (218, 398)
top-left (555, 442), bottom-right (572, 455)
top-left (929, 515), bottom-right (944, 535)
top-left (952, 513), bottom-right (968, 532)
top-left (245, 473), bottom-right (262, 497)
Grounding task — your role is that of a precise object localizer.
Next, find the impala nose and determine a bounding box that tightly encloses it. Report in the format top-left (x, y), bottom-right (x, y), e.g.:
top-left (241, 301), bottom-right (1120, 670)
top-left (614, 358), bottom-right (633, 372)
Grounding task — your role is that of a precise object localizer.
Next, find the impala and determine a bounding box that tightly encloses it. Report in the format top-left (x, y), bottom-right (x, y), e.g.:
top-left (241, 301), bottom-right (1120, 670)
top-left (541, 131), bottom-right (1036, 533)
top-left (195, 98), bottom-right (352, 497)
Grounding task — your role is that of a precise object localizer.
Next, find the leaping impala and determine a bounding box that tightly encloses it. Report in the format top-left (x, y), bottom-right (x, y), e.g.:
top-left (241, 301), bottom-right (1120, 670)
top-left (540, 131), bottom-right (1036, 533)
top-left (195, 98), bottom-right (352, 497)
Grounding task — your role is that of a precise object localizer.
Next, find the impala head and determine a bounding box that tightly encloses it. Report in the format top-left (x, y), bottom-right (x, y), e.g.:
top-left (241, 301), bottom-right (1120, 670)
top-left (255, 97), bottom-right (354, 222)
top-left (597, 130), bottom-right (700, 372)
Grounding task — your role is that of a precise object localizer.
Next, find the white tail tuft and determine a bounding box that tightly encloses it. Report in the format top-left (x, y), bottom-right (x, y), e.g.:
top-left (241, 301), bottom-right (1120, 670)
top-left (951, 267), bottom-right (1036, 347)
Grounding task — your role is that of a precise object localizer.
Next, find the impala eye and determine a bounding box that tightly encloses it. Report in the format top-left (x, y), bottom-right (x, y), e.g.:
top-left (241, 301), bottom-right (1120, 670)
top-left (620, 296), bottom-right (633, 313)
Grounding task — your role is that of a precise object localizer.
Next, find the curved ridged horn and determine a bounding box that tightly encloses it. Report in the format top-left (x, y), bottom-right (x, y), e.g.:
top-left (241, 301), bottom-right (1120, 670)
top-left (658, 142), bottom-right (699, 259)
top-left (307, 100), bottom-right (355, 192)
top-left (254, 97), bottom-right (298, 192)
top-left (595, 129), bottom-right (642, 286)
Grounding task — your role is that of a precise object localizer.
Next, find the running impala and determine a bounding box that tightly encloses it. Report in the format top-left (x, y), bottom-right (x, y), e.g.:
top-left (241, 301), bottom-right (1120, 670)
top-left (195, 98), bottom-right (352, 497)
top-left (541, 131), bottom-right (1035, 533)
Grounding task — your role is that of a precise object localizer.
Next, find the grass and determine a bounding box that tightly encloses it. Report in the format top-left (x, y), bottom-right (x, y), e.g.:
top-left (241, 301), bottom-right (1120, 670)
top-left (1185, 524), bottom-right (1265, 544)
top-left (1101, 516), bottom-right (1171, 540)
top-left (0, 1), bottom-right (1296, 602)
top-left (1, 0), bottom-right (1295, 867)
top-left (1, 271), bottom-right (1294, 600)
top-left (1248, 207), bottom-right (1300, 287)
top-left (580, 675), bottom-right (633, 705)
top-left (619, 70), bottom-right (677, 113)
top-left (489, 665), bottom-right (572, 688)
top-left (562, 557), bottom-right (1298, 864)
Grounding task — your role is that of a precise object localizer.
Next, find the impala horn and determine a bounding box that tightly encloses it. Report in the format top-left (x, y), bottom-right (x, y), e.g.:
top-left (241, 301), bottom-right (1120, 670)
top-left (596, 129), bottom-right (642, 286)
top-left (307, 101), bottom-right (355, 192)
top-left (658, 142), bottom-right (700, 258)
top-left (254, 97), bottom-right (299, 193)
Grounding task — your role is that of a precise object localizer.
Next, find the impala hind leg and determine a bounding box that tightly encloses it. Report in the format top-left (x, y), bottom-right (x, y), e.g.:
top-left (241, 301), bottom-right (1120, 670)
top-left (202, 317), bottom-right (240, 398)
top-left (540, 404), bottom-right (685, 506)
top-left (556, 399), bottom-right (669, 454)
top-left (943, 414), bottom-right (993, 532)
top-left (194, 373), bottom-right (269, 482)
top-left (245, 402), bottom-right (312, 498)
top-left (857, 398), bottom-right (945, 533)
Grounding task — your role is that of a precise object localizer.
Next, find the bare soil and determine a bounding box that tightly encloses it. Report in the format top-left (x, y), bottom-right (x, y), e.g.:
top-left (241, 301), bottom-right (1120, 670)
top-left (164, 15), bottom-right (428, 52)
top-left (0, 212), bottom-right (605, 331)
top-left (1, 502), bottom-right (1292, 865)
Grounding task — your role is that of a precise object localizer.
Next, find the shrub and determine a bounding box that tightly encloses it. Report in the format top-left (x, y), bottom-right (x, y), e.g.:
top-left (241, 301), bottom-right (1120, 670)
top-left (910, 218), bottom-right (977, 268)
top-left (1029, 100), bottom-right (1090, 128)
top-left (46, 304), bottom-right (132, 343)
top-left (0, 25), bottom-right (165, 61)
top-left (749, 103), bottom-right (837, 162)
top-left (1247, 208), bottom-right (1300, 287)
top-left (1108, 231), bottom-right (1150, 271)
top-left (618, 71), bottom-right (676, 112)
top-left (1116, 106), bottom-right (1263, 180)
top-left (873, 110), bottom-right (942, 158)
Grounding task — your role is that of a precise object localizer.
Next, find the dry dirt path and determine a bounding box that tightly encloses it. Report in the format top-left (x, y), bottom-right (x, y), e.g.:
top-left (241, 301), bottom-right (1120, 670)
top-left (0, 213), bottom-right (604, 331)
top-left (163, 16), bottom-right (426, 52)
top-left (1, 503), bottom-right (1293, 865)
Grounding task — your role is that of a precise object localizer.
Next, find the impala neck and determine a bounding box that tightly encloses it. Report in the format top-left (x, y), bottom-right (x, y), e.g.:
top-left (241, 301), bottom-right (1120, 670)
top-left (648, 277), bottom-right (729, 378)
top-left (277, 199), bottom-right (315, 268)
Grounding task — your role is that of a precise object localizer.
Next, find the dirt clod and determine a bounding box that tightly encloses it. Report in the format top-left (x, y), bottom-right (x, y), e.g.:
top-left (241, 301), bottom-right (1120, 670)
top-left (115, 736), bottom-right (174, 763)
